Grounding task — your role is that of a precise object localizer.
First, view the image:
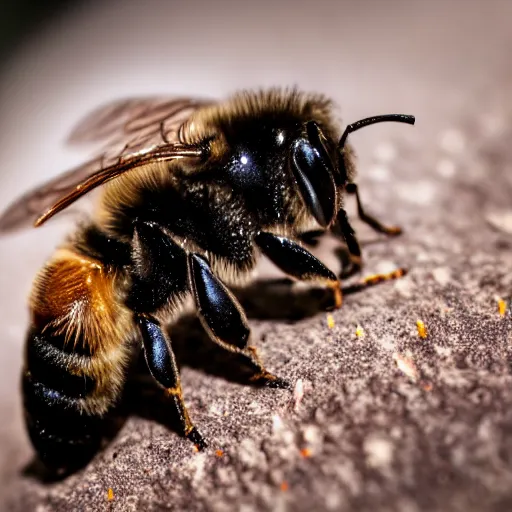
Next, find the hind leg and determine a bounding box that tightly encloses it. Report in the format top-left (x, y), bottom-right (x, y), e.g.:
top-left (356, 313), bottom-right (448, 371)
top-left (345, 182), bottom-right (402, 236)
top-left (126, 222), bottom-right (212, 447)
top-left (135, 314), bottom-right (207, 448)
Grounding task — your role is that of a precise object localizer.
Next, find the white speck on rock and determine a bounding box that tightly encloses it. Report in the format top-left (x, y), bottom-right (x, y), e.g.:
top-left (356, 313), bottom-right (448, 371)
top-left (486, 210), bottom-right (512, 234)
top-left (302, 424), bottom-right (322, 448)
top-left (436, 158), bottom-right (456, 178)
top-left (375, 260), bottom-right (399, 275)
top-left (238, 439), bottom-right (266, 470)
top-left (397, 180), bottom-right (436, 205)
top-left (293, 379), bottom-right (305, 412)
top-left (208, 403), bottom-right (224, 416)
top-left (364, 435), bottom-right (394, 469)
top-left (432, 266), bottom-right (452, 286)
top-left (394, 276), bottom-right (414, 298)
top-left (247, 401), bottom-right (265, 414)
top-left (188, 452), bottom-right (207, 486)
top-left (272, 414), bottom-right (284, 433)
top-left (435, 345), bottom-right (452, 357)
top-left (440, 128), bottom-right (466, 154)
top-left (377, 334), bottom-right (396, 352)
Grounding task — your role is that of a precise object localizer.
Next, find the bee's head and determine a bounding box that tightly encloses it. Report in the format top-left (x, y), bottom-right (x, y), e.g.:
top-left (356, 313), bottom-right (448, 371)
top-left (290, 114), bottom-right (415, 228)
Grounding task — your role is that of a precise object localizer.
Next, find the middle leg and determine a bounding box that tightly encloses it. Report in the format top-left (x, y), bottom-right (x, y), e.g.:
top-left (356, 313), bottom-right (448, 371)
top-left (188, 253), bottom-right (289, 388)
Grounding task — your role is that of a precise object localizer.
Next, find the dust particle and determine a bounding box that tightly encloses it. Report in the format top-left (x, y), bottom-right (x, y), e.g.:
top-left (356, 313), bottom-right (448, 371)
top-left (393, 353), bottom-right (419, 382)
top-left (293, 379), bottom-right (305, 412)
top-left (364, 435), bottom-right (394, 469)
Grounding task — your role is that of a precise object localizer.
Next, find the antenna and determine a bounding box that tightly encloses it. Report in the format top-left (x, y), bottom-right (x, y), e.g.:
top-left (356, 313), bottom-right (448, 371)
top-left (339, 114), bottom-right (415, 148)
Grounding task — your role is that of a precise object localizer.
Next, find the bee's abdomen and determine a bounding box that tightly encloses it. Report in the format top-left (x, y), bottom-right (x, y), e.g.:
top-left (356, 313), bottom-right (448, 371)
top-left (22, 328), bottom-right (103, 472)
top-left (24, 246), bottom-right (133, 472)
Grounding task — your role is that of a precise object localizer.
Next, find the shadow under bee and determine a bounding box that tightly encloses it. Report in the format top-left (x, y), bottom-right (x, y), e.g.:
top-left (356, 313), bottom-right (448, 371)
top-left (21, 266), bottom-right (379, 482)
top-left (127, 276), bottom-right (369, 431)
top-left (21, 276), bottom-right (334, 482)
top-left (127, 276), bottom-right (337, 411)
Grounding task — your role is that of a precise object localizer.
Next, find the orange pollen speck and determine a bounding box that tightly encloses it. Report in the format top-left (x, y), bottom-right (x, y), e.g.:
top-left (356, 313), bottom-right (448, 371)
top-left (280, 481), bottom-right (289, 492)
top-left (416, 320), bottom-right (427, 339)
top-left (300, 447), bottom-right (312, 458)
top-left (498, 298), bottom-right (507, 317)
top-left (355, 325), bottom-right (364, 338)
top-left (107, 488), bottom-right (114, 501)
top-left (327, 314), bottom-right (335, 329)
top-left (215, 449), bottom-right (224, 457)
top-left (422, 381), bottom-right (433, 392)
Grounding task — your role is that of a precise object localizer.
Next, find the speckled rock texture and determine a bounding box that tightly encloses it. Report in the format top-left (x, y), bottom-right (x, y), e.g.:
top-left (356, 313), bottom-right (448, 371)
top-left (1, 1), bottom-right (512, 511)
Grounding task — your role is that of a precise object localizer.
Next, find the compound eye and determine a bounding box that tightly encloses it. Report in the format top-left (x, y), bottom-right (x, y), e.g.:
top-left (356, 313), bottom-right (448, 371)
top-left (308, 120), bottom-right (347, 186)
top-left (306, 121), bottom-right (331, 164)
top-left (290, 137), bottom-right (337, 228)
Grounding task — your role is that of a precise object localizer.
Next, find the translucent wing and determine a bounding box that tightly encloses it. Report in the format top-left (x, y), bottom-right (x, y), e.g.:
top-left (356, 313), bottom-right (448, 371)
top-left (0, 97), bottom-right (212, 233)
top-left (67, 97), bottom-right (208, 147)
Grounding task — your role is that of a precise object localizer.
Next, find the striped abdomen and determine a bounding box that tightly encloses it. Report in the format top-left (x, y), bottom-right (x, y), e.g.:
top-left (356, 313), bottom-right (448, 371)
top-left (23, 247), bottom-right (133, 472)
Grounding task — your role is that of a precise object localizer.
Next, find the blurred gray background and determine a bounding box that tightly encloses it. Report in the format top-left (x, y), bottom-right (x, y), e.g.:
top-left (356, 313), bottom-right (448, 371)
top-left (1, 1), bottom-right (512, 510)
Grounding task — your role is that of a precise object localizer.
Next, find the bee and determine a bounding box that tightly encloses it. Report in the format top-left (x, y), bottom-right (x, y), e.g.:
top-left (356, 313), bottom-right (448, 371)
top-left (0, 89), bottom-right (414, 473)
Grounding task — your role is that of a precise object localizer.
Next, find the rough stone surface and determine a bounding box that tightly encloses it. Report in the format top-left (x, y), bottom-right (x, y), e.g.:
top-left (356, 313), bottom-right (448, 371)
top-left (1, 1), bottom-right (512, 511)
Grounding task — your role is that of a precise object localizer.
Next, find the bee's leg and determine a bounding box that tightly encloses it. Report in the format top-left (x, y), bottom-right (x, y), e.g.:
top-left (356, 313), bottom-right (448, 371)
top-left (345, 182), bottom-right (402, 236)
top-left (135, 314), bottom-right (207, 449)
top-left (127, 221), bottom-right (206, 447)
top-left (335, 207), bottom-right (407, 287)
top-left (189, 253), bottom-right (289, 389)
top-left (333, 207), bottom-right (364, 279)
top-left (254, 231), bottom-right (342, 309)
top-left (126, 221), bottom-right (189, 314)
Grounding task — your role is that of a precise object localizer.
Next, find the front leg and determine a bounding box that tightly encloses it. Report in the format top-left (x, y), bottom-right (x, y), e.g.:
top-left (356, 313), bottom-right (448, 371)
top-left (345, 182), bottom-right (402, 236)
top-left (254, 231), bottom-right (342, 309)
top-left (335, 207), bottom-right (406, 288)
top-left (299, 182), bottom-right (401, 275)
top-left (335, 207), bottom-right (363, 279)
